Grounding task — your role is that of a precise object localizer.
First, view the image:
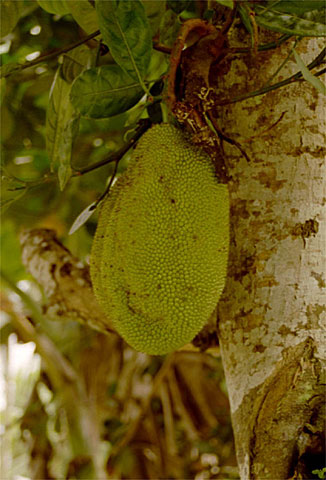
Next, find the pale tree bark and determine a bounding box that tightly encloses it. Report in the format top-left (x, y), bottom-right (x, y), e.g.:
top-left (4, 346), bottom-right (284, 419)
top-left (216, 37), bottom-right (325, 479)
top-left (20, 228), bottom-right (114, 333)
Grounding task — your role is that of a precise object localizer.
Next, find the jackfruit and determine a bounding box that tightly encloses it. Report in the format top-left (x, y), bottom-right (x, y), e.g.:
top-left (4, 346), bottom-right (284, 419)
top-left (90, 123), bottom-right (229, 355)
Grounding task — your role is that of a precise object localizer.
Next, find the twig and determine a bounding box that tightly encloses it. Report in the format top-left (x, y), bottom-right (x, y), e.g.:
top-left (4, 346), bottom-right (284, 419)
top-left (90, 158), bottom-right (119, 211)
top-left (7, 120), bottom-right (152, 195)
top-left (6, 172), bottom-right (56, 192)
top-left (153, 43), bottom-right (172, 55)
top-left (221, 2), bottom-right (238, 36)
top-left (110, 354), bottom-right (175, 458)
top-left (159, 382), bottom-right (177, 456)
top-left (256, 33), bottom-right (292, 51)
top-left (78, 120), bottom-right (152, 212)
top-left (1, 30), bottom-right (172, 81)
top-left (314, 67), bottom-right (326, 77)
top-left (2, 30), bottom-right (101, 79)
top-left (206, 112), bottom-right (251, 162)
top-left (147, 409), bottom-right (164, 473)
top-left (178, 363), bottom-right (218, 429)
top-left (249, 10), bottom-right (259, 55)
top-left (167, 368), bottom-right (198, 442)
top-left (217, 47), bottom-right (326, 106)
top-left (229, 34), bottom-right (293, 54)
top-left (74, 119), bottom-right (151, 175)
top-left (242, 111), bottom-right (286, 143)
top-left (115, 350), bottom-right (140, 401)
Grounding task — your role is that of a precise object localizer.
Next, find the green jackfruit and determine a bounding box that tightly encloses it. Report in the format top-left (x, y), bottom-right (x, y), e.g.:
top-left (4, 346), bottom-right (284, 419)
top-left (90, 124), bottom-right (229, 355)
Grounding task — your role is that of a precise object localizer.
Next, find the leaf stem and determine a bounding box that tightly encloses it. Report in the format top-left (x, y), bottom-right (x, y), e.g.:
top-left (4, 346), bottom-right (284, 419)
top-left (229, 34), bottom-right (293, 53)
top-left (153, 43), bottom-right (172, 54)
top-left (205, 112), bottom-right (251, 163)
top-left (92, 157), bottom-right (119, 210)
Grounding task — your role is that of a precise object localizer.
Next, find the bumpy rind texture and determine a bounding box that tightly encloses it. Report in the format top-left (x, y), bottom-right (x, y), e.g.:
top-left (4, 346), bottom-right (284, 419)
top-left (90, 124), bottom-right (229, 355)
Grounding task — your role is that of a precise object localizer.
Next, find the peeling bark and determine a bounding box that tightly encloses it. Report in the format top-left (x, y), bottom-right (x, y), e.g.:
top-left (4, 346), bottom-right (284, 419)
top-left (216, 36), bottom-right (325, 479)
top-left (20, 228), bottom-right (114, 334)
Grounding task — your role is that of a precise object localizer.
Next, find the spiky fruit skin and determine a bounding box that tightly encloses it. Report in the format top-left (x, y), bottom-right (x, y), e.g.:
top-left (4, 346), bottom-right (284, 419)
top-left (90, 124), bottom-right (229, 355)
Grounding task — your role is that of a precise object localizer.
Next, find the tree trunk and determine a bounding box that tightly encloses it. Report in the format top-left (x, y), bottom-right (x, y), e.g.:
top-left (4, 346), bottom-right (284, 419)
top-left (217, 36), bottom-right (325, 479)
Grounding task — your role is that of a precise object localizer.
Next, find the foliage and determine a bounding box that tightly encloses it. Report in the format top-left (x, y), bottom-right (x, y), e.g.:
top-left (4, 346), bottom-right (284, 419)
top-left (312, 467), bottom-right (326, 479)
top-left (1, 0), bottom-right (325, 478)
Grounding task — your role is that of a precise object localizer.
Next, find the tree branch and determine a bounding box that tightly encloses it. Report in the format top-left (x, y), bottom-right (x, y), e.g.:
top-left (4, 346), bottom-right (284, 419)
top-left (73, 119), bottom-right (151, 175)
top-left (2, 30), bottom-right (101, 79)
top-left (7, 120), bottom-right (152, 199)
top-left (217, 47), bottom-right (326, 106)
top-left (19, 228), bottom-right (115, 334)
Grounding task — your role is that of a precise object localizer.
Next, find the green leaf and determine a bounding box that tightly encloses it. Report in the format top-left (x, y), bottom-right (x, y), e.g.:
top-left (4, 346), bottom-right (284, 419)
top-left (70, 65), bottom-right (144, 119)
top-left (254, 5), bottom-right (326, 36)
top-left (46, 68), bottom-right (80, 190)
top-left (37, 0), bottom-right (70, 15)
top-left (142, 0), bottom-right (166, 36)
top-left (238, 5), bottom-right (253, 34)
top-left (146, 50), bottom-right (168, 82)
top-left (95, 0), bottom-right (152, 91)
top-left (265, 1), bottom-right (325, 15)
top-left (293, 50), bottom-right (326, 95)
top-left (0, 0), bottom-right (24, 38)
top-left (312, 468), bottom-right (326, 480)
top-left (159, 10), bottom-right (181, 47)
top-left (215, 0), bottom-right (234, 9)
top-left (61, 44), bottom-right (95, 84)
top-left (69, 0), bottom-right (99, 34)
top-left (166, 0), bottom-right (190, 14)
top-left (300, 8), bottom-right (326, 26)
